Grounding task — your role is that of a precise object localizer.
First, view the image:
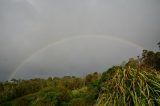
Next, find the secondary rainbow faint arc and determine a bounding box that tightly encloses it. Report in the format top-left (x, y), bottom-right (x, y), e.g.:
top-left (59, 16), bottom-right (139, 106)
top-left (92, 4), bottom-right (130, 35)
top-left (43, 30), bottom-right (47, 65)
top-left (8, 35), bottom-right (144, 80)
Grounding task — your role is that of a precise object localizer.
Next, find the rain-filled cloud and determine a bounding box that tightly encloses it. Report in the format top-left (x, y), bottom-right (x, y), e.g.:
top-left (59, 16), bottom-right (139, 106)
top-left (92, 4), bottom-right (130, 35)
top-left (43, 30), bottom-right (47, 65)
top-left (0, 0), bottom-right (160, 81)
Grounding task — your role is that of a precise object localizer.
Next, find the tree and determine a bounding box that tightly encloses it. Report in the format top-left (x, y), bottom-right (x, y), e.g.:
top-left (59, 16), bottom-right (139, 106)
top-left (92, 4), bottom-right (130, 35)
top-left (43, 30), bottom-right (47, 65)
top-left (157, 42), bottom-right (160, 49)
top-left (125, 58), bottom-right (139, 69)
top-left (141, 49), bottom-right (160, 70)
top-left (0, 82), bottom-right (4, 92)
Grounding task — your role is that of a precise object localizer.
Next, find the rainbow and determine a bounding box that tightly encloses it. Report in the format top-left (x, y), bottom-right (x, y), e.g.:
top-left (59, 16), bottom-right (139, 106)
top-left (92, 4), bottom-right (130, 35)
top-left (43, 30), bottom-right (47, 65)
top-left (8, 35), bottom-right (144, 81)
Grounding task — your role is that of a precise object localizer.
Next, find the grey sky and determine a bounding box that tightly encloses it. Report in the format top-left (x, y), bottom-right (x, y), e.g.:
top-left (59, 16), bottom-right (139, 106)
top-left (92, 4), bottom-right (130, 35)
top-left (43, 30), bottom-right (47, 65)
top-left (0, 0), bottom-right (160, 81)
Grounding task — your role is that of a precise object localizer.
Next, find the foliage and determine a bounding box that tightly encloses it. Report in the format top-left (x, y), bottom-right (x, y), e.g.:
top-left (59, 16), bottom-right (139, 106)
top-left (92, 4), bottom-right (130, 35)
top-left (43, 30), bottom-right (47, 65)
top-left (0, 47), bottom-right (160, 106)
top-left (141, 50), bottom-right (160, 70)
top-left (95, 66), bottom-right (160, 106)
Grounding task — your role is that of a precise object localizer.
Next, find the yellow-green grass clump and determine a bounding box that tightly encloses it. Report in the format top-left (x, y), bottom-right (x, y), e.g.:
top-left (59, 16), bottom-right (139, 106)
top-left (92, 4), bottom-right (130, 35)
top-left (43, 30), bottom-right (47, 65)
top-left (96, 67), bottom-right (160, 106)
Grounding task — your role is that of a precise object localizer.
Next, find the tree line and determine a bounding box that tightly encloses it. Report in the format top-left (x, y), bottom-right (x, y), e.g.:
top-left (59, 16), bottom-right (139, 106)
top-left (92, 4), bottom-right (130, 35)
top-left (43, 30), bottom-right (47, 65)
top-left (0, 42), bottom-right (159, 106)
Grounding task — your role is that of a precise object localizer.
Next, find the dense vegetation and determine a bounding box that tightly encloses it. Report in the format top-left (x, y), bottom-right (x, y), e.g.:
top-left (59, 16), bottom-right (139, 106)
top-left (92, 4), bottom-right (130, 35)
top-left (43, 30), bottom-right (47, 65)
top-left (0, 44), bottom-right (160, 106)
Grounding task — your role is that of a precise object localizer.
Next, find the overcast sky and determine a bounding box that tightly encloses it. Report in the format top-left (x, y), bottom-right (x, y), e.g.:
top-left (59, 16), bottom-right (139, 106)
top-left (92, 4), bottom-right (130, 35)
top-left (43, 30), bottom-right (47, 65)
top-left (0, 0), bottom-right (160, 81)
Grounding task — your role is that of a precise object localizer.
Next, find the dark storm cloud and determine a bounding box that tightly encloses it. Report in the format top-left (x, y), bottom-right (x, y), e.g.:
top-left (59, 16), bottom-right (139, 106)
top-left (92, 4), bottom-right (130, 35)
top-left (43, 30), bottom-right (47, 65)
top-left (0, 0), bottom-right (160, 81)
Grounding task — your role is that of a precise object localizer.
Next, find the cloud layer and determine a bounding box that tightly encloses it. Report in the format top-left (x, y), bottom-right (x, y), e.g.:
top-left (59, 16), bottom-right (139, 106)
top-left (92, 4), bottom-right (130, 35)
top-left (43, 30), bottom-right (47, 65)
top-left (0, 0), bottom-right (160, 81)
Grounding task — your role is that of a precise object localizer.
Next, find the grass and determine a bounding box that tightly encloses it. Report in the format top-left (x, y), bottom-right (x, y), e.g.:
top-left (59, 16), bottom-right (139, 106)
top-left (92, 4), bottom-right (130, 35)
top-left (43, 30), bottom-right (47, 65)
top-left (95, 66), bottom-right (160, 106)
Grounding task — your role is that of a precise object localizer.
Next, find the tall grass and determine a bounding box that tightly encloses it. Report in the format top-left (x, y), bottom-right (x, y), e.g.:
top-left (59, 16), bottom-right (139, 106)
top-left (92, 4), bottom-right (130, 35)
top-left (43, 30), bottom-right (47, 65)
top-left (95, 67), bottom-right (160, 106)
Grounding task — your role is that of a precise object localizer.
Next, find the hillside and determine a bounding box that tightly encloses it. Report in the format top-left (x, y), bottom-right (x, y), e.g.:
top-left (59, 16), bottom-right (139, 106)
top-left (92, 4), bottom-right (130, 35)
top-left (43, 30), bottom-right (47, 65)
top-left (0, 49), bottom-right (160, 106)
